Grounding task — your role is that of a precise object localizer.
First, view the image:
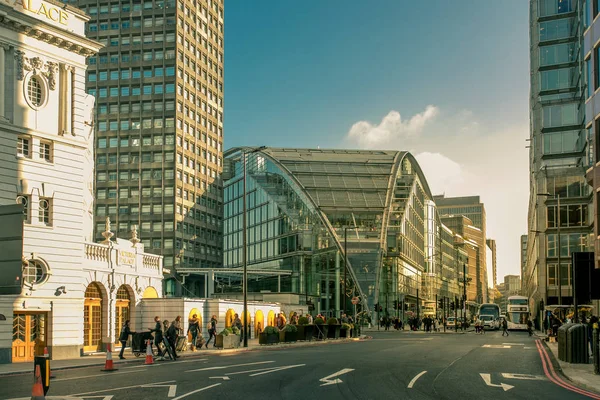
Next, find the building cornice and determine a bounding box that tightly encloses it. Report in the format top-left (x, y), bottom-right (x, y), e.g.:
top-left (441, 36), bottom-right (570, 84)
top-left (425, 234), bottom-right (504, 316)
top-left (0, 5), bottom-right (102, 56)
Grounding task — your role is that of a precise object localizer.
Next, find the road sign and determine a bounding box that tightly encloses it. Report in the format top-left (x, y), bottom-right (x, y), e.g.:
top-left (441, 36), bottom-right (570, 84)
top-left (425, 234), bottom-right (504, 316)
top-left (351, 297), bottom-right (359, 305)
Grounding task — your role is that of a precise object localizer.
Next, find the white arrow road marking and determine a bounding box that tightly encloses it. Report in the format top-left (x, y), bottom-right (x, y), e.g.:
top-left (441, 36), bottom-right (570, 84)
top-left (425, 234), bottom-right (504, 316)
top-left (171, 383), bottom-right (221, 400)
top-left (186, 361), bottom-right (274, 372)
top-left (319, 368), bottom-right (355, 386)
top-left (480, 373), bottom-right (514, 391)
top-left (141, 383), bottom-right (177, 397)
top-left (209, 376), bottom-right (231, 380)
top-left (482, 345), bottom-right (512, 349)
top-left (407, 371), bottom-right (427, 389)
top-left (249, 364), bottom-right (305, 376)
top-left (501, 373), bottom-right (546, 381)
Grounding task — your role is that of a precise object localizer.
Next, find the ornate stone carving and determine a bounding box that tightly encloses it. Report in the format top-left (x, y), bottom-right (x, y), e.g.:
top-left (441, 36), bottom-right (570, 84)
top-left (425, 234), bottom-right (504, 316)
top-left (101, 217), bottom-right (114, 244)
top-left (15, 51), bottom-right (59, 90)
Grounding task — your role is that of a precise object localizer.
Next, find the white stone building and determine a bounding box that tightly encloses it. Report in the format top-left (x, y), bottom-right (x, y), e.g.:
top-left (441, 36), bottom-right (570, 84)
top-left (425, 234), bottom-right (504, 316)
top-left (0, 0), bottom-right (164, 363)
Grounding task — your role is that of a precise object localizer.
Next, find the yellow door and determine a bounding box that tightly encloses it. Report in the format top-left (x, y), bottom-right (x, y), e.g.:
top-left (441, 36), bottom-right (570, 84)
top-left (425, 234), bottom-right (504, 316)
top-left (12, 313), bottom-right (47, 363)
top-left (114, 300), bottom-right (130, 344)
top-left (83, 299), bottom-right (102, 352)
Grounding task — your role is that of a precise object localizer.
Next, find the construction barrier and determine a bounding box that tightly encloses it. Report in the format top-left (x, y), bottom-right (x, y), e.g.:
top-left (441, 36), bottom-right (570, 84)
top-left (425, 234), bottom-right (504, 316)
top-left (101, 343), bottom-right (118, 372)
top-left (31, 364), bottom-right (45, 400)
top-left (145, 339), bottom-right (154, 365)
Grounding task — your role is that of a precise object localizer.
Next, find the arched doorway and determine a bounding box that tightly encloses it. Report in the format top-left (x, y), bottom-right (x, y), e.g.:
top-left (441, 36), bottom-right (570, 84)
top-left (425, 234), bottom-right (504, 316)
top-left (83, 283), bottom-right (104, 352)
top-left (254, 310), bottom-right (264, 336)
top-left (225, 309), bottom-right (235, 328)
top-left (114, 286), bottom-right (131, 345)
top-left (187, 308), bottom-right (203, 342)
top-left (267, 310), bottom-right (275, 327)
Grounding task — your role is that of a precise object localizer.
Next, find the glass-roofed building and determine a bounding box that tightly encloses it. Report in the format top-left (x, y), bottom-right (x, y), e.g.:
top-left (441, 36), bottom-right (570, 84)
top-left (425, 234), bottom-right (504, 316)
top-left (221, 147), bottom-right (465, 318)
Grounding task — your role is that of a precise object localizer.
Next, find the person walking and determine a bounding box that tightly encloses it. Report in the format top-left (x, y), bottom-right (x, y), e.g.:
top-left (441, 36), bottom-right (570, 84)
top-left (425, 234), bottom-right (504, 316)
top-left (501, 318), bottom-right (509, 337)
top-left (527, 319), bottom-right (533, 337)
top-left (233, 313), bottom-right (243, 343)
top-left (165, 320), bottom-right (179, 359)
top-left (149, 316), bottom-right (164, 359)
top-left (188, 314), bottom-right (200, 351)
top-left (118, 320), bottom-right (134, 359)
top-left (205, 315), bottom-right (217, 348)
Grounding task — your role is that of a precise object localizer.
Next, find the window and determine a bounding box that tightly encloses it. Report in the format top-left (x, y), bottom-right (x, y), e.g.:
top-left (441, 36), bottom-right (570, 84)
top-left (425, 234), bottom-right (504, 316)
top-left (540, 43), bottom-right (576, 66)
top-left (16, 195), bottom-right (30, 221)
top-left (539, 18), bottom-right (574, 42)
top-left (23, 259), bottom-right (48, 287)
top-left (26, 76), bottom-right (44, 108)
top-left (38, 198), bottom-right (51, 225)
top-left (17, 137), bottom-right (30, 157)
top-left (39, 141), bottom-right (52, 162)
top-left (542, 130), bottom-right (581, 154)
top-left (540, 67), bottom-right (575, 91)
top-left (539, 0), bottom-right (573, 17)
top-left (542, 103), bottom-right (579, 128)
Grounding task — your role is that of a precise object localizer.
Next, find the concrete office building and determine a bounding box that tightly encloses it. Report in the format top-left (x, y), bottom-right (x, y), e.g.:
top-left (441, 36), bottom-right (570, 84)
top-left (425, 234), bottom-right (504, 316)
top-left (525, 0), bottom-right (592, 323)
top-left (0, 0), bottom-right (164, 363)
top-left (220, 148), bottom-right (466, 319)
top-left (63, 0), bottom-right (225, 296)
top-left (520, 234), bottom-right (528, 285)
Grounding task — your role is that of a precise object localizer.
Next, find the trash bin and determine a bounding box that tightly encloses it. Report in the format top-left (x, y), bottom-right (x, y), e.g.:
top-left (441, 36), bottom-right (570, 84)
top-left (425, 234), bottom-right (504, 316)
top-left (566, 324), bottom-right (589, 364)
top-left (558, 323), bottom-right (574, 362)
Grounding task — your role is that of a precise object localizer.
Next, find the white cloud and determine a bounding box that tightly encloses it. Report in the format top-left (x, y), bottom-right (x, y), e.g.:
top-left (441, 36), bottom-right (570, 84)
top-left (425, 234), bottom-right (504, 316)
top-left (347, 105), bottom-right (438, 148)
top-left (415, 152), bottom-right (471, 196)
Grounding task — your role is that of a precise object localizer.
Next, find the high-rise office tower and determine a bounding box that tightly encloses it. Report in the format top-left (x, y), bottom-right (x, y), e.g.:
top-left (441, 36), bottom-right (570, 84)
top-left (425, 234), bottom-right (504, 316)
top-left (66, 0), bottom-right (225, 296)
top-left (486, 238), bottom-right (497, 288)
top-left (526, 0), bottom-right (592, 321)
top-left (434, 195), bottom-right (488, 303)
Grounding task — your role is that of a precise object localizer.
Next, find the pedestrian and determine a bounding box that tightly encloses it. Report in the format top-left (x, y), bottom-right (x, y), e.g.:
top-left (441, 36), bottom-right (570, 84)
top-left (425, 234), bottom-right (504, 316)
top-left (165, 320), bottom-right (179, 359)
top-left (149, 316), bottom-right (164, 359)
top-left (277, 313), bottom-right (285, 330)
top-left (173, 316), bottom-right (183, 336)
top-left (527, 319), bottom-right (533, 337)
top-left (501, 318), bottom-right (509, 337)
top-left (306, 314), bottom-right (313, 324)
top-left (233, 313), bottom-right (243, 343)
top-left (205, 315), bottom-right (217, 348)
top-left (118, 320), bottom-right (134, 360)
top-left (187, 314), bottom-right (200, 351)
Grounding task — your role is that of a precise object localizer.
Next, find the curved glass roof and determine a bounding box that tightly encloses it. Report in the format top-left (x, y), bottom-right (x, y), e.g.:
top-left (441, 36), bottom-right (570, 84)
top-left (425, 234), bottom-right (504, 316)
top-left (260, 148), bottom-right (401, 210)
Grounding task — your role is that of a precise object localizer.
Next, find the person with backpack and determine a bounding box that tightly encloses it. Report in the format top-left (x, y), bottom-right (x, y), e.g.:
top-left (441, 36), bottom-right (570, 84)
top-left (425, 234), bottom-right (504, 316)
top-left (501, 318), bottom-right (509, 336)
top-left (205, 315), bottom-right (217, 348)
top-left (187, 314), bottom-right (200, 351)
top-left (118, 320), bottom-right (134, 359)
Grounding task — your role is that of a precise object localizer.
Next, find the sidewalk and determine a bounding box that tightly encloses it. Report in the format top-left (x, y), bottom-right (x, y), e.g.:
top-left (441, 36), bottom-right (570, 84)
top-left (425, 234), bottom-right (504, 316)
top-left (362, 327), bottom-right (470, 334)
top-left (0, 336), bottom-right (365, 377)
top-left (545, 339), bottom-right (600, 394)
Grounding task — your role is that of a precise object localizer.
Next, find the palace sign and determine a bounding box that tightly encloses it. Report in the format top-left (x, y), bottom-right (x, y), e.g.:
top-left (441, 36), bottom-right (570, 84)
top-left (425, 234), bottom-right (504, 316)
top-left (2, 0), bottom-right (70, 26)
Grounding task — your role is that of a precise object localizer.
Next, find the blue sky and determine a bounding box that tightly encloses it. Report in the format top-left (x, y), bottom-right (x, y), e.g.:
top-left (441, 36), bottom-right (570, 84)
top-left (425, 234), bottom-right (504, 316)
top-left (224, 1), bottom-right (530, 281)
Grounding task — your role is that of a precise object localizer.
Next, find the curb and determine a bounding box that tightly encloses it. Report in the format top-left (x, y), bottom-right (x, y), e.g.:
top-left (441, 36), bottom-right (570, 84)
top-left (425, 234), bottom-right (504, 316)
top-left (540, 340), bottom-right (600, 396)
top-left (0, 337), bottom-right (368, 377)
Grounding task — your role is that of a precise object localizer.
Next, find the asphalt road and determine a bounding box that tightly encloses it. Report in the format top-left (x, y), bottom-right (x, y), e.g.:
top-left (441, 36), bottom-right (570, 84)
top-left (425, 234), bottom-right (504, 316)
top-left (2, 329), bottom-right (598, 400)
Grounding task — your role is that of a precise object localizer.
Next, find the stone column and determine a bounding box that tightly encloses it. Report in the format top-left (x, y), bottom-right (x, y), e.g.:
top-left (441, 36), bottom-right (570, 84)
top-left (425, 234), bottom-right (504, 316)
top-left (60, 64), bottom-right (73, 135)
top-left (0, 44), bottom-right (7, 120)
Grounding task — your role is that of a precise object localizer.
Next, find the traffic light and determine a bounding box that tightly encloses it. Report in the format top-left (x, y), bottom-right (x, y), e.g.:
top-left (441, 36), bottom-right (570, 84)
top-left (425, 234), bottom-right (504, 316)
top-left (450, 301), bottom-right (455, 311)
top-left (460, 300), bottom-right (464, 309)
top-left (438, 299), bottom-right (444, 309)
top-left (404, 302), bottom-right (408, 311)
top-left (393, 300), bottom-right (398, 310)
top-left (374, 303), bottom-right (379, 312)
top-left (539, 300), bottom-right (544, 311)
top-left (379, 305), bottom-right (383, 312)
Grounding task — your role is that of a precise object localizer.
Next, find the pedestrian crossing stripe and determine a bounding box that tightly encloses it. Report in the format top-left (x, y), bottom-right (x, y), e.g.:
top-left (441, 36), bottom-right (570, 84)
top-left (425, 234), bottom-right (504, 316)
top-left (482, 344), bottom-right (511, 349)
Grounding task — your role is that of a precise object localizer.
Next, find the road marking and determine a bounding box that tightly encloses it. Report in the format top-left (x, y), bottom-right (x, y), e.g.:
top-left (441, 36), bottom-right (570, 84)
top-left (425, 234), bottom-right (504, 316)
top-left (209, 376), bottom-right (231, 380)
top-left (177, 358), bottom-right (208, 363)
top-left (502, 343), bottom-right (524, 346)
top-left (524, 347), bottom-right (535, 349)
top-left (480, 373), bottom-right (514, 391)
top-left (140, 383), bottom-right (177, 397)
top-left (171, 383), bottom-right (221, 400)
top-left (319, 368), bottom-right (355, 386)
top-left (186, 360), bottom-right (274, 372)
top-left (249, 364), bottom-right (305, 376)
top-left (69, 380), bottom-right (176, 396)
top-left (407, 371), bottom-right (427, 388)
top-left (226, 366), bottom-right (284, 375)
top-left (482, 345), bottom-right (511, 349)
top-left (52, 369), bottom-right (143, 382)
top-left (501, 373), bottom-right (546, 381)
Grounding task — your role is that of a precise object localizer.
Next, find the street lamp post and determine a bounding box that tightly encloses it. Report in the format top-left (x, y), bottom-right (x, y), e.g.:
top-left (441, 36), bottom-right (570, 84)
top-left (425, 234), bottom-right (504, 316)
top-left (343, 226), bottom-right (357, 317)
top-left (539, 193), bottom-right (561, 306)
top-left (241, 147), bottom-right (266, 348)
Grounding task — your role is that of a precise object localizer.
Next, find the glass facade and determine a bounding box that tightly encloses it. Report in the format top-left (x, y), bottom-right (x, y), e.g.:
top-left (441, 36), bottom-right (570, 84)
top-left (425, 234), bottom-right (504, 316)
top-left (223, 148), bottom-right (465, 318)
